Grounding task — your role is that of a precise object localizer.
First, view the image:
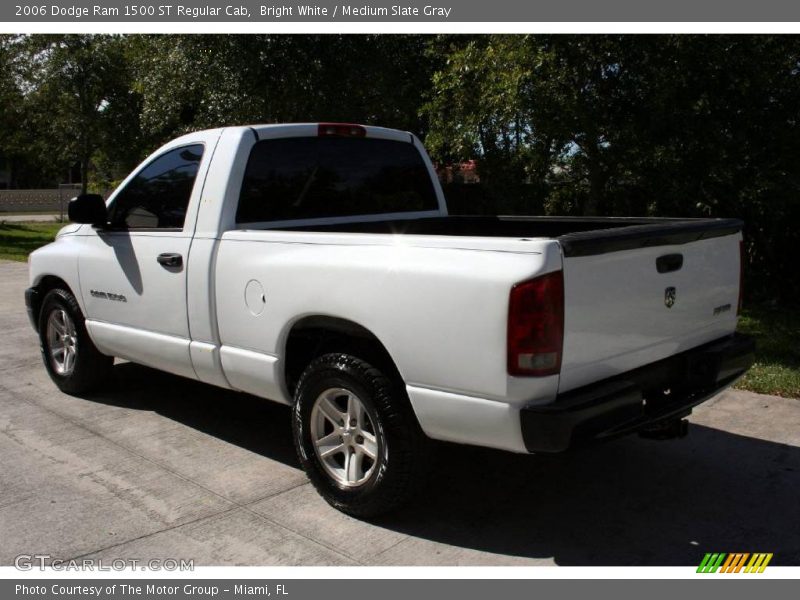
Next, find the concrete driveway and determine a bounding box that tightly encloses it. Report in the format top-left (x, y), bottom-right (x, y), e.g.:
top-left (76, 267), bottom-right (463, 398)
top-left (1, 260), bottom-right (798, 566)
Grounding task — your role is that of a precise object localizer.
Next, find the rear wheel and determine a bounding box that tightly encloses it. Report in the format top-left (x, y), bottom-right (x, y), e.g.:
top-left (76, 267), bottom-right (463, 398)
top-left (38, 288), bottom-right (113, 395)
top-left (309, 386), bottom-right (382, 487)
top-left (292, 353), bottom-right (429, 517)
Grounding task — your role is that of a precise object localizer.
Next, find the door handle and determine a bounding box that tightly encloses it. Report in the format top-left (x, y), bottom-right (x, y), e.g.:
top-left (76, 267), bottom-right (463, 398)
top-left (656, 253), bottom-right (683, 273)
top-left (157, 252), bottom-right (183, 268)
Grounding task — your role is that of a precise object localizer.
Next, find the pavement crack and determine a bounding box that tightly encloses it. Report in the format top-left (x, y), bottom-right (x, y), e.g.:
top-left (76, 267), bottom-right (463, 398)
top-left (65, 503), bottom-right (244, 562)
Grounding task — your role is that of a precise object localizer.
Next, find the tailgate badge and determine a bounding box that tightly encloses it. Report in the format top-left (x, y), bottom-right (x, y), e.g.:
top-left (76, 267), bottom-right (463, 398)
top-left (664, 287), bottom-right (676, 308)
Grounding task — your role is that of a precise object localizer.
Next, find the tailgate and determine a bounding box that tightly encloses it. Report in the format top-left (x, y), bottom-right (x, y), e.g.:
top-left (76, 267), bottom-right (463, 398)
top-left (557, 219), bottom-right (743, 393)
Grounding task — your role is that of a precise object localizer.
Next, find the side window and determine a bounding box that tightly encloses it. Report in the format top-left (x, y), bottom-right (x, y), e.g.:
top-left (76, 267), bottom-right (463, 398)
top-left (108, 145), bottom-right (204, 229)
top-left (236, 137), bottom-right (439, 223)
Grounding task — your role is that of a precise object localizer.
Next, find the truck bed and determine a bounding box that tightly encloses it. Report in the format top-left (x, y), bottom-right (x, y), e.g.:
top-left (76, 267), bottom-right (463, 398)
top-left (276, 213), bottom-right (744, 395)
top-left (278, 215), bottom-right (743, 257)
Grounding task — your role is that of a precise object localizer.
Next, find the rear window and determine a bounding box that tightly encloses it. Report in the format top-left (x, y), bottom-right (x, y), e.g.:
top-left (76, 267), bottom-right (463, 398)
top-left (236, 137), bottom-right (439, 223)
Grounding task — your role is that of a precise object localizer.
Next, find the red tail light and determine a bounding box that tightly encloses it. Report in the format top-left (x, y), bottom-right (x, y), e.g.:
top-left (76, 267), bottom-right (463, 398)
top-left (737, 239), bottom-right (744, 315)
top-left (507, 271), bottom-right (564, 376)
top-left (318, 123), bottom-right (366, 137)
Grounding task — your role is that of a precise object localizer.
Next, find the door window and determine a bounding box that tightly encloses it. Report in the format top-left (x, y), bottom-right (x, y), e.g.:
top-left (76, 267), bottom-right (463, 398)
top-left (108, 144), bottom-right (204, 229)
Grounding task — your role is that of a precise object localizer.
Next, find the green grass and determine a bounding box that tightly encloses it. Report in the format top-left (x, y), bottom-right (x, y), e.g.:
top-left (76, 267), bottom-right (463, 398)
top-left (736, 304), bottom-right (800, 398)
top-left (0, 221), bottom-right (797, 397)
top-left (0, 221), bottom-right (65, 262)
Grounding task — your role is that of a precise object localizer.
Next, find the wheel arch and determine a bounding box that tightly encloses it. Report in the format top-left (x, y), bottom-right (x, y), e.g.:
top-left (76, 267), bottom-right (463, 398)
top-left (283, 315), bottom-right (405, 398)
top-left (29, 275), bottom-right (78, 332)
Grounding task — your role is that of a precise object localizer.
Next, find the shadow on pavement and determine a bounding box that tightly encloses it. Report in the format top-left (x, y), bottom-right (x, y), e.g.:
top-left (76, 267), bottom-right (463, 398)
top-left (97, 362), bottom-right (300, 469)
top-left (88, 362), bottom-right (799, 566)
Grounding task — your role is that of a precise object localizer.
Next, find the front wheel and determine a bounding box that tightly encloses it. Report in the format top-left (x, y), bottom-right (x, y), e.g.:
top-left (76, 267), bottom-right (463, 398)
top-left (292, 353), bottom-right (429, 517)
top-left (38, 288), bottom-right (113, 395)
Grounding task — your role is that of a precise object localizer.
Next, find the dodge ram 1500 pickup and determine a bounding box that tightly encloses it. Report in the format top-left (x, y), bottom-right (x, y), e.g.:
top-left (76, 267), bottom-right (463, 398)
top-left (26, 123), bottom-right (755, 516)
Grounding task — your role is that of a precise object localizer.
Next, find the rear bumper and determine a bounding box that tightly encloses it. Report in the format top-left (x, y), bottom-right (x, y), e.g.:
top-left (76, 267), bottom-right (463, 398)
top-left (520, 333), bottom-right (755, 453)
top-left (24, 286), bottom-right (40, 332)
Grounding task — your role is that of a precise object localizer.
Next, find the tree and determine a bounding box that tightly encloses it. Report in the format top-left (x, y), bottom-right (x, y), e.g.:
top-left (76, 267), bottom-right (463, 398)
top-left (19, 35), bottom-right (136, 193)
top-left (0, 36), bottom-right (31, 187)
top-left (424, 35), bottom-right (800, 301)
top-left (127, 35), bottom-right (434, 148)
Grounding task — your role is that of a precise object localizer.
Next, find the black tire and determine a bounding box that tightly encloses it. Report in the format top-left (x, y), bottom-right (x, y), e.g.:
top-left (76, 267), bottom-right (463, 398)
top-left (38, 288), bottom-right (113, 395)
top-left (292, 353), bottom-right (429, 517)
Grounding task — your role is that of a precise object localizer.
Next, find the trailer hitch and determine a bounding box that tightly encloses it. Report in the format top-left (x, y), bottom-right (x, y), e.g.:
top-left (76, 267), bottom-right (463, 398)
top-left (638, 418), bottom-right (689, 440)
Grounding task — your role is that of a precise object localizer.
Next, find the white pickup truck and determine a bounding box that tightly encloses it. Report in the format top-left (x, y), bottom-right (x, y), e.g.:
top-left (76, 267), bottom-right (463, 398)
top-left (26, 123), bottom-right (754, 516)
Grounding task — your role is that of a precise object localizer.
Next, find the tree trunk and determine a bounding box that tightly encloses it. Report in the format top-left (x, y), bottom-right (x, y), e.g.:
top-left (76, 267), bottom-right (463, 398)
top-left (80, 156), bottom-right (89, 194)
top-left (583, 139), bottom-right (604, 216)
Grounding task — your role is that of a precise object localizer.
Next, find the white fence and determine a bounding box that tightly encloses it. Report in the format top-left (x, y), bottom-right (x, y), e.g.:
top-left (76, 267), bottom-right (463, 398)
top-left (0, 185), bottom-right (83, 217)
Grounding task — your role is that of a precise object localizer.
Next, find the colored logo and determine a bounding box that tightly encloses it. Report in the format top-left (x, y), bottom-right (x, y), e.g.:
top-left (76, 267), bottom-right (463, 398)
top-left (697, 553), bottom-right (773, 573)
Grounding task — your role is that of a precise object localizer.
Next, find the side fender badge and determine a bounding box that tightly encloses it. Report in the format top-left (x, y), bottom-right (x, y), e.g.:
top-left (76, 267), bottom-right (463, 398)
top-left (664, 287), bottom-right (676, 309)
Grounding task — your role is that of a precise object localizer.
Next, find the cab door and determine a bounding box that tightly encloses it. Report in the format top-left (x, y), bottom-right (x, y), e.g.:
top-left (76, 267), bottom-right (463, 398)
top-left (79, 138), bottom-right (214, 379)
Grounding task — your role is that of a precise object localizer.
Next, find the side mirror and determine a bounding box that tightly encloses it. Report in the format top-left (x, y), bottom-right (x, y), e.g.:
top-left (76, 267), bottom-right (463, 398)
top-left (68, 194), bottom-right (107, 226)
